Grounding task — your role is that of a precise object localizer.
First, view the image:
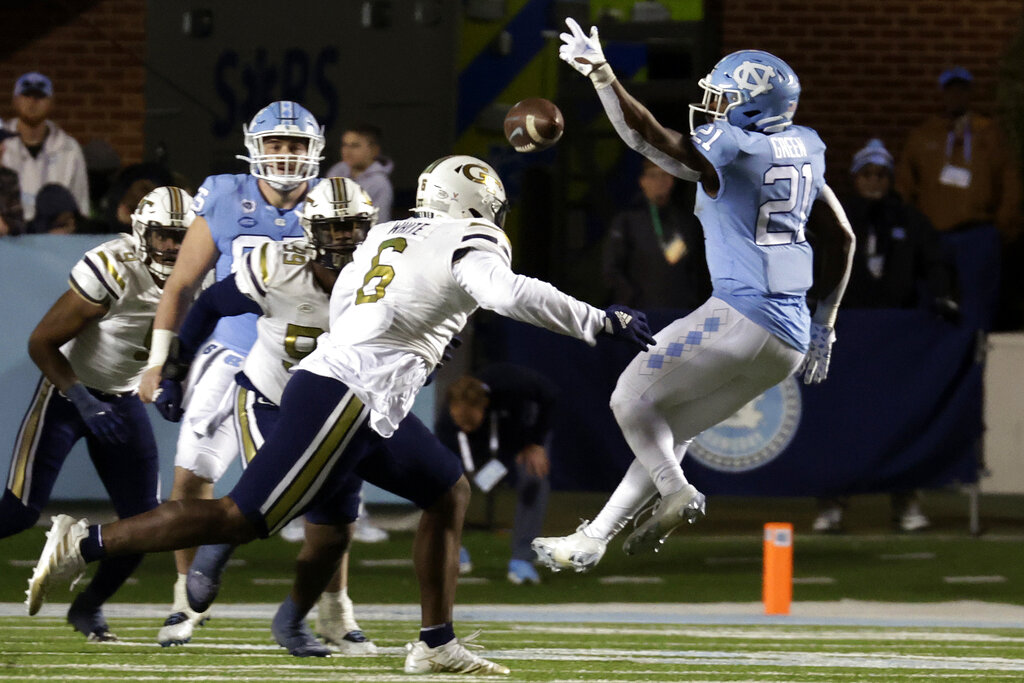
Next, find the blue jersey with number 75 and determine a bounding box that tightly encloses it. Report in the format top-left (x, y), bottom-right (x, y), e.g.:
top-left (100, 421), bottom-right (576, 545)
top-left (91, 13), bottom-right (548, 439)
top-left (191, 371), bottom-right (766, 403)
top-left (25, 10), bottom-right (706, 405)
top-left (691, 121), bottom-right (826, 352)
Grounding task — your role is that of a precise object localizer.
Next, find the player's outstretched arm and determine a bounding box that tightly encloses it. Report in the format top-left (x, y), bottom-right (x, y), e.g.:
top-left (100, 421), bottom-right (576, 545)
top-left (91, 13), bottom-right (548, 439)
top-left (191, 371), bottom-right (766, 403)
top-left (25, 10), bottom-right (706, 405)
top-left (798, 184), bottom-right (856, 384)
top-left (453, 249), bottom-right (655, 352)
top-left (140, 215), bottom-right (218, 402)
top-left (559, 17), bottom-right (709, 182)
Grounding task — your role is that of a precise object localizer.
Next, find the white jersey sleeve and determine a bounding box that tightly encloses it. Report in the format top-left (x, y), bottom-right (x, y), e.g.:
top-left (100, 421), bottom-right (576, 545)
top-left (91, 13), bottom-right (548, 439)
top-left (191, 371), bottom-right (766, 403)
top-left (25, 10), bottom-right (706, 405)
top-left (453, 250), bottom-right (605, 346)
top-left (64, 236), bottom-right (163, 393)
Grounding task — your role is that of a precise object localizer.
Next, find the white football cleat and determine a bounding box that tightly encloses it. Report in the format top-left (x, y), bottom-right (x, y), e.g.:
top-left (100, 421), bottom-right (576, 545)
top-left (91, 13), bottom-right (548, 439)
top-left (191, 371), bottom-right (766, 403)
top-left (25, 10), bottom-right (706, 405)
top-left (622, 484), bottom-right (706, 556)
top-left (157, 607), bottom-right (211, 647)
top-left (315, 591), bottom-right (377, 655)
top-left (531, 521), bottom-right (607, 573)
top-left (404, 632), bottom-right (510, 675)
top-left (26, 515), bottom-right (88, 616)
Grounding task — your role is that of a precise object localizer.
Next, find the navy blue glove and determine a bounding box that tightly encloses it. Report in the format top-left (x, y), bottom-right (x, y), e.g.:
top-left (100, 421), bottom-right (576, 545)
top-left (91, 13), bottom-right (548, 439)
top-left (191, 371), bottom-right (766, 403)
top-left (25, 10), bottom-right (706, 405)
top-left (603, 305), bottom-right (657, 351)
top-left (65, 382), bottom-right (129, 444)
top-left (155, 378), bottom-right (185, 422)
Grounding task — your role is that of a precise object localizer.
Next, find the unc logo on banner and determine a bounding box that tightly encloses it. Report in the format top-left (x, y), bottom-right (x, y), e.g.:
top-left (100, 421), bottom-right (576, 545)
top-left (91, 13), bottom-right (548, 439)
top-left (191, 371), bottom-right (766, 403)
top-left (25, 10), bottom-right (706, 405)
top-left (689, 376), bottom-right (801, 472)
top-left (732, 61), bottom-right (777, 97)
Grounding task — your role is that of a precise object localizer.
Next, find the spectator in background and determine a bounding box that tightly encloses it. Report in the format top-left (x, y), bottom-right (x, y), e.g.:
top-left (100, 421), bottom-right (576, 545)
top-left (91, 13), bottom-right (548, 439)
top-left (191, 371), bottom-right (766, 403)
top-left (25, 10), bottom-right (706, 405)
top-left (1, 72), bottom-right (89, 222)
top-left (325, 123), bottom-right (394, 222)
top-left (435, 364), bottom-right (558, 585)
top-left (111, 179), bottom-right (158, 234)
top-left (896, 66), bottom-right (1021, 330)
top-left (603, 159), bottom-right (710, 311)
top-left (100, 163), bottom-right (176, 234)
top-left (0, 124), bottom-right (25, 236)
top-left (813, 138), bottom-right (957, 534)
top-left (27, 183), bottom-right (82, 234)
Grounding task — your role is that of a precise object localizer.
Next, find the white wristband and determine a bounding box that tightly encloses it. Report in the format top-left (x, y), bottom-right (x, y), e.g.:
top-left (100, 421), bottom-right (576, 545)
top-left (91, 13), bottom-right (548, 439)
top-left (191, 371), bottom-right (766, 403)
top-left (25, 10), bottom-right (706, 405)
top-left (589, 63), bottom-right (616, 89)
top-left (147, 329), bottom-right (175, 369)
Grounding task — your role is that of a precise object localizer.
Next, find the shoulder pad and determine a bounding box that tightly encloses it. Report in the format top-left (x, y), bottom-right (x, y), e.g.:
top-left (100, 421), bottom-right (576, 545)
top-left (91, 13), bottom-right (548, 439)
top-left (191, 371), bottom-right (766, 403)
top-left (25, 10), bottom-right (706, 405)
top-left (458, 221), bottom-right (512, 266)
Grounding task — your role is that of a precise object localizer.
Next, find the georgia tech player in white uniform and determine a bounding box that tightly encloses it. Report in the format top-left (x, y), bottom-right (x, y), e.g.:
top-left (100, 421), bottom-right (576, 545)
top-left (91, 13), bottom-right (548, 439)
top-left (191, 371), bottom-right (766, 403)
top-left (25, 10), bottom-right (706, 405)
top-left (5, 187), bottom-right (193, 641)
top-left (27, 155), bottom-right (655, 675)
top-left (158, 179), bottom-right (377, 656)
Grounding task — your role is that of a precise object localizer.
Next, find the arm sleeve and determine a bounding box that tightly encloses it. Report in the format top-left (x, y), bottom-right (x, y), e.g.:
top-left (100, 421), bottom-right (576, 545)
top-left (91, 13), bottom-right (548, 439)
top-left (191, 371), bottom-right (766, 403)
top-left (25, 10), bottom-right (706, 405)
top-left (453, 250), bottom-right (606, 345)
top-left (595, 85), bottom-right (701, 182)
top-left (178, 277), bottom-right (262, 357)
top-left (812, 184), bottom-right (856, 327)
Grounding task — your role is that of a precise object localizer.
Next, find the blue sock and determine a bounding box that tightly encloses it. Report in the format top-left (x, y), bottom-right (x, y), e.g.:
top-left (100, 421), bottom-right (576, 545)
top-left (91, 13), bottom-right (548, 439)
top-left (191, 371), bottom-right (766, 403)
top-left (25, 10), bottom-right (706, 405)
top-left (79, 525), bottom-right (106, 563)
top-left (420, 622), bottom-right (455, 648)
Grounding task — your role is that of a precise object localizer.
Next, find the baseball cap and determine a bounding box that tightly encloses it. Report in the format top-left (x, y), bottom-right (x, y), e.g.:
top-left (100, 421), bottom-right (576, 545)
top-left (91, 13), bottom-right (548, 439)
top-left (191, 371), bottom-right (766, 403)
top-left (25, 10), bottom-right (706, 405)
top-left (14, 72), bottom-right (53, 98)
top-left (850, 138), bottom-right (894, 175)
top-left (939, 66), bottom-right (973, 89)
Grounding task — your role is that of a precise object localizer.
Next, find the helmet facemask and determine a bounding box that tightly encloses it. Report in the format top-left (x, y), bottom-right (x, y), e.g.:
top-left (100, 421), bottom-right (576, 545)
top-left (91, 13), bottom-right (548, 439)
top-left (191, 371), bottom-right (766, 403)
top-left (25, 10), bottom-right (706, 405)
top-left (237, 101), bottom-right (325, 192)
top-left (141, 224), bottom-right (188, 278)
top-left (308, 217), bottom-right (370, 271)
top-left (299, 177), bottom-right (376, 270)
top-left (130, 186), bottom-right (195, 284)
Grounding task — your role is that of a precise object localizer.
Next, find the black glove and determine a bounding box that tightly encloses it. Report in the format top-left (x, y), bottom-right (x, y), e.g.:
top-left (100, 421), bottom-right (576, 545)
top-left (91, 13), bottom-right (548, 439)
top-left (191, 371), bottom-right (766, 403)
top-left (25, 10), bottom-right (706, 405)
top-left (155, 378), bottom-right (185, 422)
top-left (602, 305), bottom-right (656, 351)
top-left (65, 382), bottom-right (129, 444)
top-left (931, 297), bottom-right (961, 325)
top-left (160, 336), bottom-right (194, 382)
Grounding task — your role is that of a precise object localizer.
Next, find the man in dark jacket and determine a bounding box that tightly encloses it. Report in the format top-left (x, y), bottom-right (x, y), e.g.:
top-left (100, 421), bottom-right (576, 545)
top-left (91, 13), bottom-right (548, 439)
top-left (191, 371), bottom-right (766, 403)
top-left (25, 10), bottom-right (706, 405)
top-left (435, 363), bottom-right (558, 585)
top-left (603, 159), bottom-right (710, 311)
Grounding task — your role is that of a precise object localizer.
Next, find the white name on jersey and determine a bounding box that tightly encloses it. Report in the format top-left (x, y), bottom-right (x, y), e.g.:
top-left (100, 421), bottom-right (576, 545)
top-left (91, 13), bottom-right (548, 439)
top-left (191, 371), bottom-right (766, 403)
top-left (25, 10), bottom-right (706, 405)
top-left (770, 136), bottom-right (808, 160)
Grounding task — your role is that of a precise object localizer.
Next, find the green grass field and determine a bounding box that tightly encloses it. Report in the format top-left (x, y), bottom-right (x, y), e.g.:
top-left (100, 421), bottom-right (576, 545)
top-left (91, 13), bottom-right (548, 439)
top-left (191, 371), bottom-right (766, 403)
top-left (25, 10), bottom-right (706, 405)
top-left (2, 491), bottom-right (1023, 680)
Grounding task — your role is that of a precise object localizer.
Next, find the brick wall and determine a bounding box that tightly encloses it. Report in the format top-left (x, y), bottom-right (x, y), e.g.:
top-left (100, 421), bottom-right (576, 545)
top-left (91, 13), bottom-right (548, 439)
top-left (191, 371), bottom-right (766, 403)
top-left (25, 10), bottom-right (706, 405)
top-left (722, 0), bottom-right (1023, 196)
top-left (0, 0), bottom-right (146, 166)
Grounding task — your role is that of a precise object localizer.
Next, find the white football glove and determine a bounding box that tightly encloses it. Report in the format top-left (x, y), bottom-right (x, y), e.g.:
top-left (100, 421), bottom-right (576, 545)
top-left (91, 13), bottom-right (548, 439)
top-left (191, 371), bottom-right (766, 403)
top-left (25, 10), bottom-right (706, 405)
top-left (559, 17), bottom-right (607, 78)
top-left (797, 323), bottom-right (836, 384)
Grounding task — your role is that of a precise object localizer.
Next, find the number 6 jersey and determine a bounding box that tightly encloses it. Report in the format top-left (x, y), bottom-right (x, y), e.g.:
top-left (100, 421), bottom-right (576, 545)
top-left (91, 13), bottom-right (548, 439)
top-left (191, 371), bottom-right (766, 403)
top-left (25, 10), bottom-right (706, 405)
top-left (691, 120), bottom-right (826, 352)
top-left (301, 215), bottom-right (606, 438)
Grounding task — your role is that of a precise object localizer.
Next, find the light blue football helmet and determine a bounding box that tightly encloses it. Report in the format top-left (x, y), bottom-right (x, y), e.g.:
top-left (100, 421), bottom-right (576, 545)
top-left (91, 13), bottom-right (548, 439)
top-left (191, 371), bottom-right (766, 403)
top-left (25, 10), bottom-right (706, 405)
top-left (237, 101), bottom-right (325, 191)
top-left (689, 50), bottom-right (800, 135)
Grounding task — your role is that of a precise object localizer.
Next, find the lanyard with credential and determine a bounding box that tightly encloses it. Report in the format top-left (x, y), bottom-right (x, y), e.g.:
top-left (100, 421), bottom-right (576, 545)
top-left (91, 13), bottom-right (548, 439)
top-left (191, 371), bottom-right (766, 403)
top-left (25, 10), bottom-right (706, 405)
top-left (456, 412), bottom-right (499, 474)
top-left (945, 124), bottom-right (972, 165)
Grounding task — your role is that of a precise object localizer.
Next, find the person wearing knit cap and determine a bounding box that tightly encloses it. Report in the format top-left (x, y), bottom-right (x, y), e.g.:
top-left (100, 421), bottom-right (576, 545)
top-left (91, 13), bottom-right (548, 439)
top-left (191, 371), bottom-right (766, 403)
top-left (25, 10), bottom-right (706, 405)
top-left (813, 137), bottom-right (958, 534)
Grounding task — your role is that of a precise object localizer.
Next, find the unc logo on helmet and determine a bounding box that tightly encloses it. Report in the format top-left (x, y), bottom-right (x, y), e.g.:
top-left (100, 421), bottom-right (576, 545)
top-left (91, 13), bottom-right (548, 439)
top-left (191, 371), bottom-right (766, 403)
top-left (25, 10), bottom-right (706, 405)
top-left (237, 101), bottom-right (326, 192)
top-left (688, 376), bottom-right (802, 472)
top-left (731, 62), bottom-right (777, 97)
top-left (689, 50), bottom-right (800, 135)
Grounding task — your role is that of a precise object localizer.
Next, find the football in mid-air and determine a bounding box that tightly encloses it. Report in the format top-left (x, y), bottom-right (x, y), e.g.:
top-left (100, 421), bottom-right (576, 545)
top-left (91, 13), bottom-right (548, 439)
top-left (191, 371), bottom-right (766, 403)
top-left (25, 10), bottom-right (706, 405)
top-left (504, 98), bottom-right (564, 153)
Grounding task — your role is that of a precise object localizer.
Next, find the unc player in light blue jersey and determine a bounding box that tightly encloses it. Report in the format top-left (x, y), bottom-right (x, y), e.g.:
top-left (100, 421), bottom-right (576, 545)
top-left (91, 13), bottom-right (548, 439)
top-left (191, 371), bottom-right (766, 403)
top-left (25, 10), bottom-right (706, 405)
top-left (135, 101), bottom-right (326, 645)
top-left (533, 19), bottom-right (856, 573)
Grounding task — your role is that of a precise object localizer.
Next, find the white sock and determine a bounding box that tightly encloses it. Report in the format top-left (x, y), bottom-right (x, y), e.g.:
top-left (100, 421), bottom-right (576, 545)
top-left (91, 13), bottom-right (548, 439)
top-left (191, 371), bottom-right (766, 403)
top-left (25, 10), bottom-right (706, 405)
top-left (172, 573), bottom-right (189, 612)
top-left (586, 460), bottom-right (657, 541)
top-left (320, 589), bottom-right (360, 632)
